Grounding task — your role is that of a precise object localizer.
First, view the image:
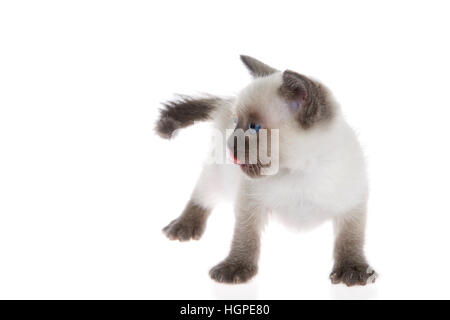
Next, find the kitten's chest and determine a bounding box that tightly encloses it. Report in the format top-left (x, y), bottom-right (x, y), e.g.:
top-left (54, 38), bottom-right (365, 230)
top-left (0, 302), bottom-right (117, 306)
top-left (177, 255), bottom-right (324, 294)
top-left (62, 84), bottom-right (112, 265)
top-left (250, 172), bottom-right (337, 227)
top-left (254, 171), bottom-right (320, 206)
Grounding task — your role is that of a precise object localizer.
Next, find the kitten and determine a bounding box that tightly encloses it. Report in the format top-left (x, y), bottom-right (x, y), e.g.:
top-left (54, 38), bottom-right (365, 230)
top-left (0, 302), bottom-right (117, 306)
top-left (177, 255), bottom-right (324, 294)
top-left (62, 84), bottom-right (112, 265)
top-left (156, 55), bottom-right (376, 286)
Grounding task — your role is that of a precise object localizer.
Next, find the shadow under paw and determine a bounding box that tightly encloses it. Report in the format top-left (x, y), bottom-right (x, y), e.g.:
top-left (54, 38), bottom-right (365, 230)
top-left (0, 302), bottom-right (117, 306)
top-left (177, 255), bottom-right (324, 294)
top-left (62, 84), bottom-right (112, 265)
top-left (209, 260), bottom-right (257, 284)
top-left (330, 263), bottom-right (377, 286)
top-left (162, 217), bottom-right (206, 241)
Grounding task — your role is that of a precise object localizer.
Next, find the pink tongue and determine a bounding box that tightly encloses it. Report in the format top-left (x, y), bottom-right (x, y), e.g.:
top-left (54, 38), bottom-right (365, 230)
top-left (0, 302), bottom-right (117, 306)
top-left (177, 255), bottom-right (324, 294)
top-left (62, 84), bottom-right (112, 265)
top-left (228, 149), bottom-right (239, 164)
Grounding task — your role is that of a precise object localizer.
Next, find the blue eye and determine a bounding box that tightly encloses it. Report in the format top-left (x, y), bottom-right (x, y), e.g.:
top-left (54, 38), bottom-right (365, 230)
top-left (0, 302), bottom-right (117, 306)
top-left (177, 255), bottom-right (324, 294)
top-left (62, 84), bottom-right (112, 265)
top-left (248, 122), bottom-right (261, 133)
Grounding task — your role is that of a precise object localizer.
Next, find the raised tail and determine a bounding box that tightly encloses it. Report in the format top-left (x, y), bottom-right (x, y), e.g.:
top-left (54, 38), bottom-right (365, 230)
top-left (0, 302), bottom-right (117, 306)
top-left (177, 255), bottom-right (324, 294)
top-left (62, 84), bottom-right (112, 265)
top-left (155, 95), bottom-right (232, 139)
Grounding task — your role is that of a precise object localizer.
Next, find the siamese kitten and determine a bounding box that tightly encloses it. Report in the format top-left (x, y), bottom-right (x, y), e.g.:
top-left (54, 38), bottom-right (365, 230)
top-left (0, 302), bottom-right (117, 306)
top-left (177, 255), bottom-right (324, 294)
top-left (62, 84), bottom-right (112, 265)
top-left (155, 55), bottom-right (376, 286)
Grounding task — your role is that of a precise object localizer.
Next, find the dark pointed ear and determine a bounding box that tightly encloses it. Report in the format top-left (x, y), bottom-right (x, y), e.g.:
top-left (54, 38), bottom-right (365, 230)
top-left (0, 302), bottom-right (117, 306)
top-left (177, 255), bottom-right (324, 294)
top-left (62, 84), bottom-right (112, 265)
top-left (279, 70), bottom-right (309, 108)
top-left (279, 70), bottom-right (333, 128)
top-left (240, 55), bottom-right (278, 78)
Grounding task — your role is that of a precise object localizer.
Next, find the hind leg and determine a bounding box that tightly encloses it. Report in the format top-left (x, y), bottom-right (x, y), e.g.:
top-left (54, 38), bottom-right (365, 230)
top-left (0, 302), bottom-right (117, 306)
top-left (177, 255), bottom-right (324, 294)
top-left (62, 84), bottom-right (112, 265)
top-left (330, 203), bottom-right (377, 286)
top-left (162, 164), bottom-right (234, 241)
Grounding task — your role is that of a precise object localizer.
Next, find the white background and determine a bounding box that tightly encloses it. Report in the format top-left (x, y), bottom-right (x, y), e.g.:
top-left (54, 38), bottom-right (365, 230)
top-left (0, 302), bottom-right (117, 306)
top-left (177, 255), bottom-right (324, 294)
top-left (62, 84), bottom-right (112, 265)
top-left (1, 0), bottom-right (450, 299)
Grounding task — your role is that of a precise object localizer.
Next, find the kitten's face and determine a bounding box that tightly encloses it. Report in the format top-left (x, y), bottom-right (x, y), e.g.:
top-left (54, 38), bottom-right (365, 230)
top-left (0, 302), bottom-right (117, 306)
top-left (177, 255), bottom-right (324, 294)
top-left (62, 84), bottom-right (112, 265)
top-left (228, 57), bottom-right (335, 178)
top-left (228, 74), bottom-right (287, 178)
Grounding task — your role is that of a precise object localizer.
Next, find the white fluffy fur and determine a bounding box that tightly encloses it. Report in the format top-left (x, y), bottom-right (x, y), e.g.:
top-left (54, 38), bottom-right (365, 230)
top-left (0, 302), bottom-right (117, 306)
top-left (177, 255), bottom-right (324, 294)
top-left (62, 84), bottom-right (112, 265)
top-left (192, 72), bottom-right (368, 230)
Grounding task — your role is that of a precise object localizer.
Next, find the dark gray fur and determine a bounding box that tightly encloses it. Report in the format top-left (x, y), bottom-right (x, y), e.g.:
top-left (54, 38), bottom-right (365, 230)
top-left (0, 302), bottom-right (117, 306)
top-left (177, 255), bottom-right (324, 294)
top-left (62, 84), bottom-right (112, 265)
top-left (162, 200), bottom-right (211, 241)
top-left (155, 95), bottom-right (220, 139)
top-left (330, 205), bottom-right (376, 286)
top-left (279, 70), bottom-right (334, 129)
top-left (209, 194), bottom-right (261, 284)
top-left (240, 55), bottom-right (278, 78)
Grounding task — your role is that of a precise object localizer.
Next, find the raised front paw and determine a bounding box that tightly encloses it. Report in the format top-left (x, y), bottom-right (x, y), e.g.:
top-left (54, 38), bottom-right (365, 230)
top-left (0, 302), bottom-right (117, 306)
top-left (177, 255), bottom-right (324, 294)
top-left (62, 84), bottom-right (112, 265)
top-left (209, 260), bottom-right (257, 284)
top-left (162, 217), bottom-right (206, 241)
top-left (330, 263), bottom-right (377, 286)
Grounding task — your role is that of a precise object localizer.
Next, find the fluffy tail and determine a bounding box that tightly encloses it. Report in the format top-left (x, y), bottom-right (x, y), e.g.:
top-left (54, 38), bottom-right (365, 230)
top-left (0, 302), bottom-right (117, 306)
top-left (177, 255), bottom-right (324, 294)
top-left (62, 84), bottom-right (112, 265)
top-left (155, 95), bottom-right (232, 139)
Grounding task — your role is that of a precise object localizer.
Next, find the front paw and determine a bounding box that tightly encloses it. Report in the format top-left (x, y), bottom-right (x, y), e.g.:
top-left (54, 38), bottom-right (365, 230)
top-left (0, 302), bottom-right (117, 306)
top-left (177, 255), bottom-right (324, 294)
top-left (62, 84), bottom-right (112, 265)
top-left (162, 217), bottom-right (206, 241)
top-left (330, 263), bottom-right (377, 286)
top-left (209, 260), bottom-right (257, 284)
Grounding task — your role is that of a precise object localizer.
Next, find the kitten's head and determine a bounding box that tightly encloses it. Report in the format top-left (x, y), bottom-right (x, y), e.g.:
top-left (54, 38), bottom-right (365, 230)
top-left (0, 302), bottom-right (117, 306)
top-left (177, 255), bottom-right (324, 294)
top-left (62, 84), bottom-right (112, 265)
top-left (228, 55), bottom-right (337, 178)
